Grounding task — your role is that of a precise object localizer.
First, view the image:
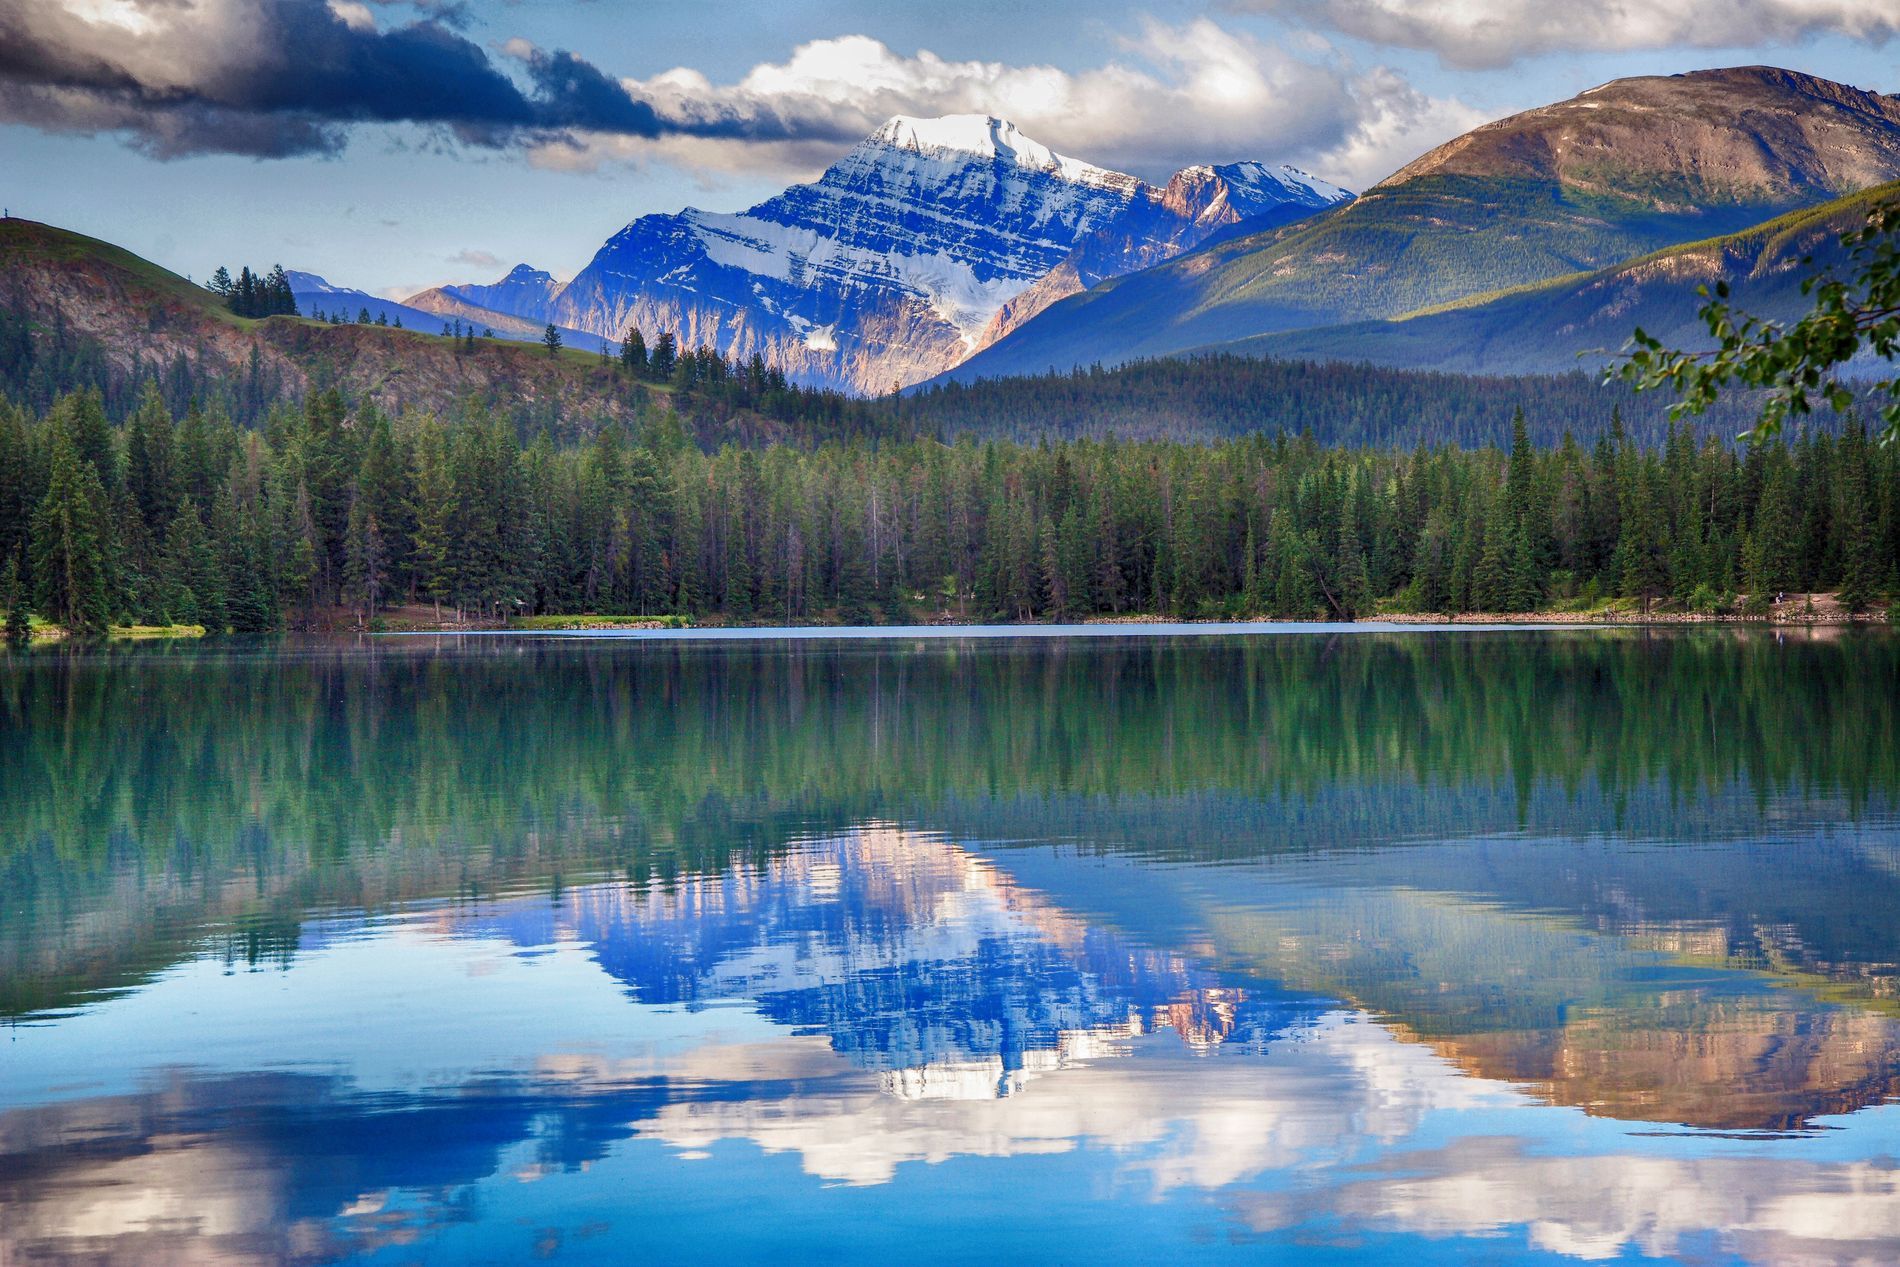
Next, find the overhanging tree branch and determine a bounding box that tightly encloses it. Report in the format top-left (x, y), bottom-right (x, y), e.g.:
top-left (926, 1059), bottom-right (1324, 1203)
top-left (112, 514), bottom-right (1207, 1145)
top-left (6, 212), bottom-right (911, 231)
top-left (1612, 200), bottom-right (1900, 444)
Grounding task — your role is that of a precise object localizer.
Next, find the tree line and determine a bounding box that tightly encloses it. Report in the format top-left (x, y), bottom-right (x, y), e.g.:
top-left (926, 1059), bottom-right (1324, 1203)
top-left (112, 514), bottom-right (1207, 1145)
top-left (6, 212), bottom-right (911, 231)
top-left (2, 384), bottom-right (1894, 637)
top-left (6, 287), bottom-right (1826, 456)
top-left (207, 265), bottom-right (298, 319)
top-left (902, 354), bottom-right (1808, 448)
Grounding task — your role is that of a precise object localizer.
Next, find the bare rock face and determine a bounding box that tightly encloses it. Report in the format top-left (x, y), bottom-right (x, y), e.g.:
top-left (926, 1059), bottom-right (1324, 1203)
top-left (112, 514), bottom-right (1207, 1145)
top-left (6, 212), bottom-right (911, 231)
top-left (541, 117), bottom-right (1348, 393)
top-left (979, 162), bottom-right (1351, 350)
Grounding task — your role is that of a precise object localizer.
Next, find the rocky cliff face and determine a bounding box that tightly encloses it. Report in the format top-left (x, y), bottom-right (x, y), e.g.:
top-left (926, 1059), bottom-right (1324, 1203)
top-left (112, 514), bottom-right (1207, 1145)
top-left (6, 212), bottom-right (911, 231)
top-left (543, 116), bottom-right (1348, 392)
top-left (980, 161), bottom-right (1349, 349)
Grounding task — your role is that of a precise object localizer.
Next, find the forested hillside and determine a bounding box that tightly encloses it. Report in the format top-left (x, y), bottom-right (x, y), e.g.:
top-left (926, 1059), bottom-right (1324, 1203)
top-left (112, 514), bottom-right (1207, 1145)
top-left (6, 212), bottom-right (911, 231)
top-left (3, 384), bottom-right (1893, 637)
top-left (900, 356), bottom-right (1786, 447)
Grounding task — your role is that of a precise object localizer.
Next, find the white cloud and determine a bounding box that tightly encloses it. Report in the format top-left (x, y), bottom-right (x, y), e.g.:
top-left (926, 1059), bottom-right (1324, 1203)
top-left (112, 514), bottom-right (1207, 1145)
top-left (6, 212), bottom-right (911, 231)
top-left (325, 0), bottom-right (374, 34)
top-left (517, 21), bottom-right (1479, 192)
top-left (1243, 0), bottom-right (1900, 69)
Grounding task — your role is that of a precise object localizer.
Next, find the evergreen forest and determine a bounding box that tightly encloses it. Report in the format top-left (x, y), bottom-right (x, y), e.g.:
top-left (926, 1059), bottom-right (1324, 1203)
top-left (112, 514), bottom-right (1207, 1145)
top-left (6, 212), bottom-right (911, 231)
top-left (2, 378), bottom-right (1895, 637)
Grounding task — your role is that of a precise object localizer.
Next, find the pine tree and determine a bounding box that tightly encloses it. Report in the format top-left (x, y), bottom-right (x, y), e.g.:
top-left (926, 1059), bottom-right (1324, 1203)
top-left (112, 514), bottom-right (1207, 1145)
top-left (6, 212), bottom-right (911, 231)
top-left (163, 498), bottom-right (225, 631)
top-left (542, 324), bottom-right (563, 358)
top-left (619, 328), bottom-right (648, 377)
top-left (225, 505), bottom-right (277, 633)
top-left (2, 554), bottom-right (28, 645)
top-left (344, 495), bottom-right (389, 622)
top-left (1744, 457), bottom-right (1799, 611)
top-left (29, 418), bottom-right (111, 636)
top-left (651, 332), bottom-right (678, 380)
top-left (124, 383), bottom-right (178, 533)
top-left (1474, 495), bottom-right (1514, 613)
top-left (1836, 418), bottom-right (1878, 612)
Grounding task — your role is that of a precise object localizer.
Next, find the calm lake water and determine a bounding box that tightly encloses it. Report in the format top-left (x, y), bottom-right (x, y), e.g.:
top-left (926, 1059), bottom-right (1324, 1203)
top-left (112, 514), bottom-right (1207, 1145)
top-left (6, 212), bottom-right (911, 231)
top-left (2, 628), bottom-right (1898, 1265)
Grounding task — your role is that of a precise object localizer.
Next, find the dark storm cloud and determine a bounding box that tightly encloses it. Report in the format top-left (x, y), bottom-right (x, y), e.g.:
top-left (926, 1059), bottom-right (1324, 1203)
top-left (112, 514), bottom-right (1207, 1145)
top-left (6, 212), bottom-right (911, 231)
top-left (0, 0), bottom-right (821, 159)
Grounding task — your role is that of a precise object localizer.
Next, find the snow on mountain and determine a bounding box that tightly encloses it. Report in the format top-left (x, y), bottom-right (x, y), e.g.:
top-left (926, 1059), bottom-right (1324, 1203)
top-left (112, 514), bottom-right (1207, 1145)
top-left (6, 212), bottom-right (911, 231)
top-left (545, 115), bottom-right (1352, 393)
top-left (979, 161), bottom-right (1354, 350)
top-left (871, 114), bottom-right (1140, 192)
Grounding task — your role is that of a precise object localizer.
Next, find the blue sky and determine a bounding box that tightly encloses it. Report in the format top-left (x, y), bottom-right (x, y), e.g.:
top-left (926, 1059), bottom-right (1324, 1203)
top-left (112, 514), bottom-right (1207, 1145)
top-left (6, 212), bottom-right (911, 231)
top-left (2, 0), bottom-right (1897, 299)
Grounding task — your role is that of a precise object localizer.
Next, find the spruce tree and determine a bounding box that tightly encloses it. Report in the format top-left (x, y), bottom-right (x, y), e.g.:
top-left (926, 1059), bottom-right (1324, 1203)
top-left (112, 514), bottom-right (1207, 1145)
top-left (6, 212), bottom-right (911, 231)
top-left (225, 506), bottom-right (278, 633)
top-left (651, 332), bottom-right (678, 380)
top-left (620, 328), bottom-right (647, 377)
top-left (2, 554), bottom-right (28, 645)
top-left (1474, 496), bottom-right (1513, 613)
top-left (125, 383), bottom-right (178, 532)
top-left (1744, 457), bottom-right (1799, 611)
top-left (1836, 418), bottom-right (1878, 612)
top-left (1335, 492), bottom-right (1373, 619)
top-left (30, 420), bottom-right (111, 636)
top-left (344, 495), bottom-right (389, 621)
top-left (164, 498), bottom-right (225, 631)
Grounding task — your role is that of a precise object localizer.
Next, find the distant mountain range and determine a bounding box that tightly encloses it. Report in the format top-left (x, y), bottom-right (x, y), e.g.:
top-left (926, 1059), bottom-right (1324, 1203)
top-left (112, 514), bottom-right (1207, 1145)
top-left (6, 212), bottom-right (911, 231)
top-left (397, 115), bottom-right (1350, 393)
top-left (9, 63), bottom-right (1899, 419)
top-left (287, 270), bottom-right (608, 352)
top-left (940, 66), bottom-right (1900, 384)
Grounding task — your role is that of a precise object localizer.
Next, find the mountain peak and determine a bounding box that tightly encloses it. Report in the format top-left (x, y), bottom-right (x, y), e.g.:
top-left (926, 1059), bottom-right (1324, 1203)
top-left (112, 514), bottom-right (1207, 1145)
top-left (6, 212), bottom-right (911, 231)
top-left (1377, 64), bottom-right (1900, 199)
top-left (865, 114), bottom-right (1130, 189)
top-left (283, 269), bottom-right (339, 293)
top-left (499, 263), bottom-right (553, 284)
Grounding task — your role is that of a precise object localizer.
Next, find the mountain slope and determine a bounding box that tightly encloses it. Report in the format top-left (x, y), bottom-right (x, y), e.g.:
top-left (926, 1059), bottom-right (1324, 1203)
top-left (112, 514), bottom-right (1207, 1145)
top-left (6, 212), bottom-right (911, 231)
top-left (399, 284), bottom-right (570, 343)
top-left (943, 66), bottom-right (1900, 383)
top-left (294, 271), bottom-right (610, 351)
top-left (287, 271), bottom-right (453, 333)
top-left (977, 161), bottom-right (1349, 347)
top-left (440, 264), bottom-right (562, 321)
top-left (1218, 181), bottom-right (1897, 374)
top-left (547, 116), bottom-right (1348, 392)
top-left (0, 219), bottom-right (659, 424)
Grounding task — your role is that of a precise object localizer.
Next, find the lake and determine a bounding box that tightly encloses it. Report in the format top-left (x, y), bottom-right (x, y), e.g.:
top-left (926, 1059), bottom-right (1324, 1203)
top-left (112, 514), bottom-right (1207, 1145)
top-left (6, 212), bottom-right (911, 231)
top-left (2, 628), bottom-right (1897, 1265)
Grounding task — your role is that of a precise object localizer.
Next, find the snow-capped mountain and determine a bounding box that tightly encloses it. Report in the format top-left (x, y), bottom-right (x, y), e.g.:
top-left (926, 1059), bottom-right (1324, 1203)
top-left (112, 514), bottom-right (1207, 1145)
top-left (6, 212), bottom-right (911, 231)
top-left (538, 115), bottom-right (1351, 393)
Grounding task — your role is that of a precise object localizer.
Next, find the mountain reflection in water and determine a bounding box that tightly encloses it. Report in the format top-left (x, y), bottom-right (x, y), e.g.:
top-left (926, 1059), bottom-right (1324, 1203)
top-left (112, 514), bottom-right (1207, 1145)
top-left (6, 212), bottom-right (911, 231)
top-left (2, 630), bottom-right (1898, 1265)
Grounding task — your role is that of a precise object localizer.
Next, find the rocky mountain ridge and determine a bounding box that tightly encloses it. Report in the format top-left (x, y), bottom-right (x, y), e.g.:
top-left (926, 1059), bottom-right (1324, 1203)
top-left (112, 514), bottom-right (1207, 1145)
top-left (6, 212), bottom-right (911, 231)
top-left (405, 115), bottom-right (1348, 393)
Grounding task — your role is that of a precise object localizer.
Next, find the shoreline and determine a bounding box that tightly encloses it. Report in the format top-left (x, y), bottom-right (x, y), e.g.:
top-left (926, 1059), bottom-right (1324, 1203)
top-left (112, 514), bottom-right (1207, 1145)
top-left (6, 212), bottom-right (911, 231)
top-left (12, 600), bottom-right (1889, 643)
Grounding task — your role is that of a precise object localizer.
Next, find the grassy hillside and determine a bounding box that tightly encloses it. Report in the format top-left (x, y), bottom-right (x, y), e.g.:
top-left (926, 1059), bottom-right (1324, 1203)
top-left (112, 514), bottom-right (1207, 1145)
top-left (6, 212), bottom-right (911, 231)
top-left (1214, 181), bottom-right (1897, 374)
top-left (0, 218), bottom-right (895, 446)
